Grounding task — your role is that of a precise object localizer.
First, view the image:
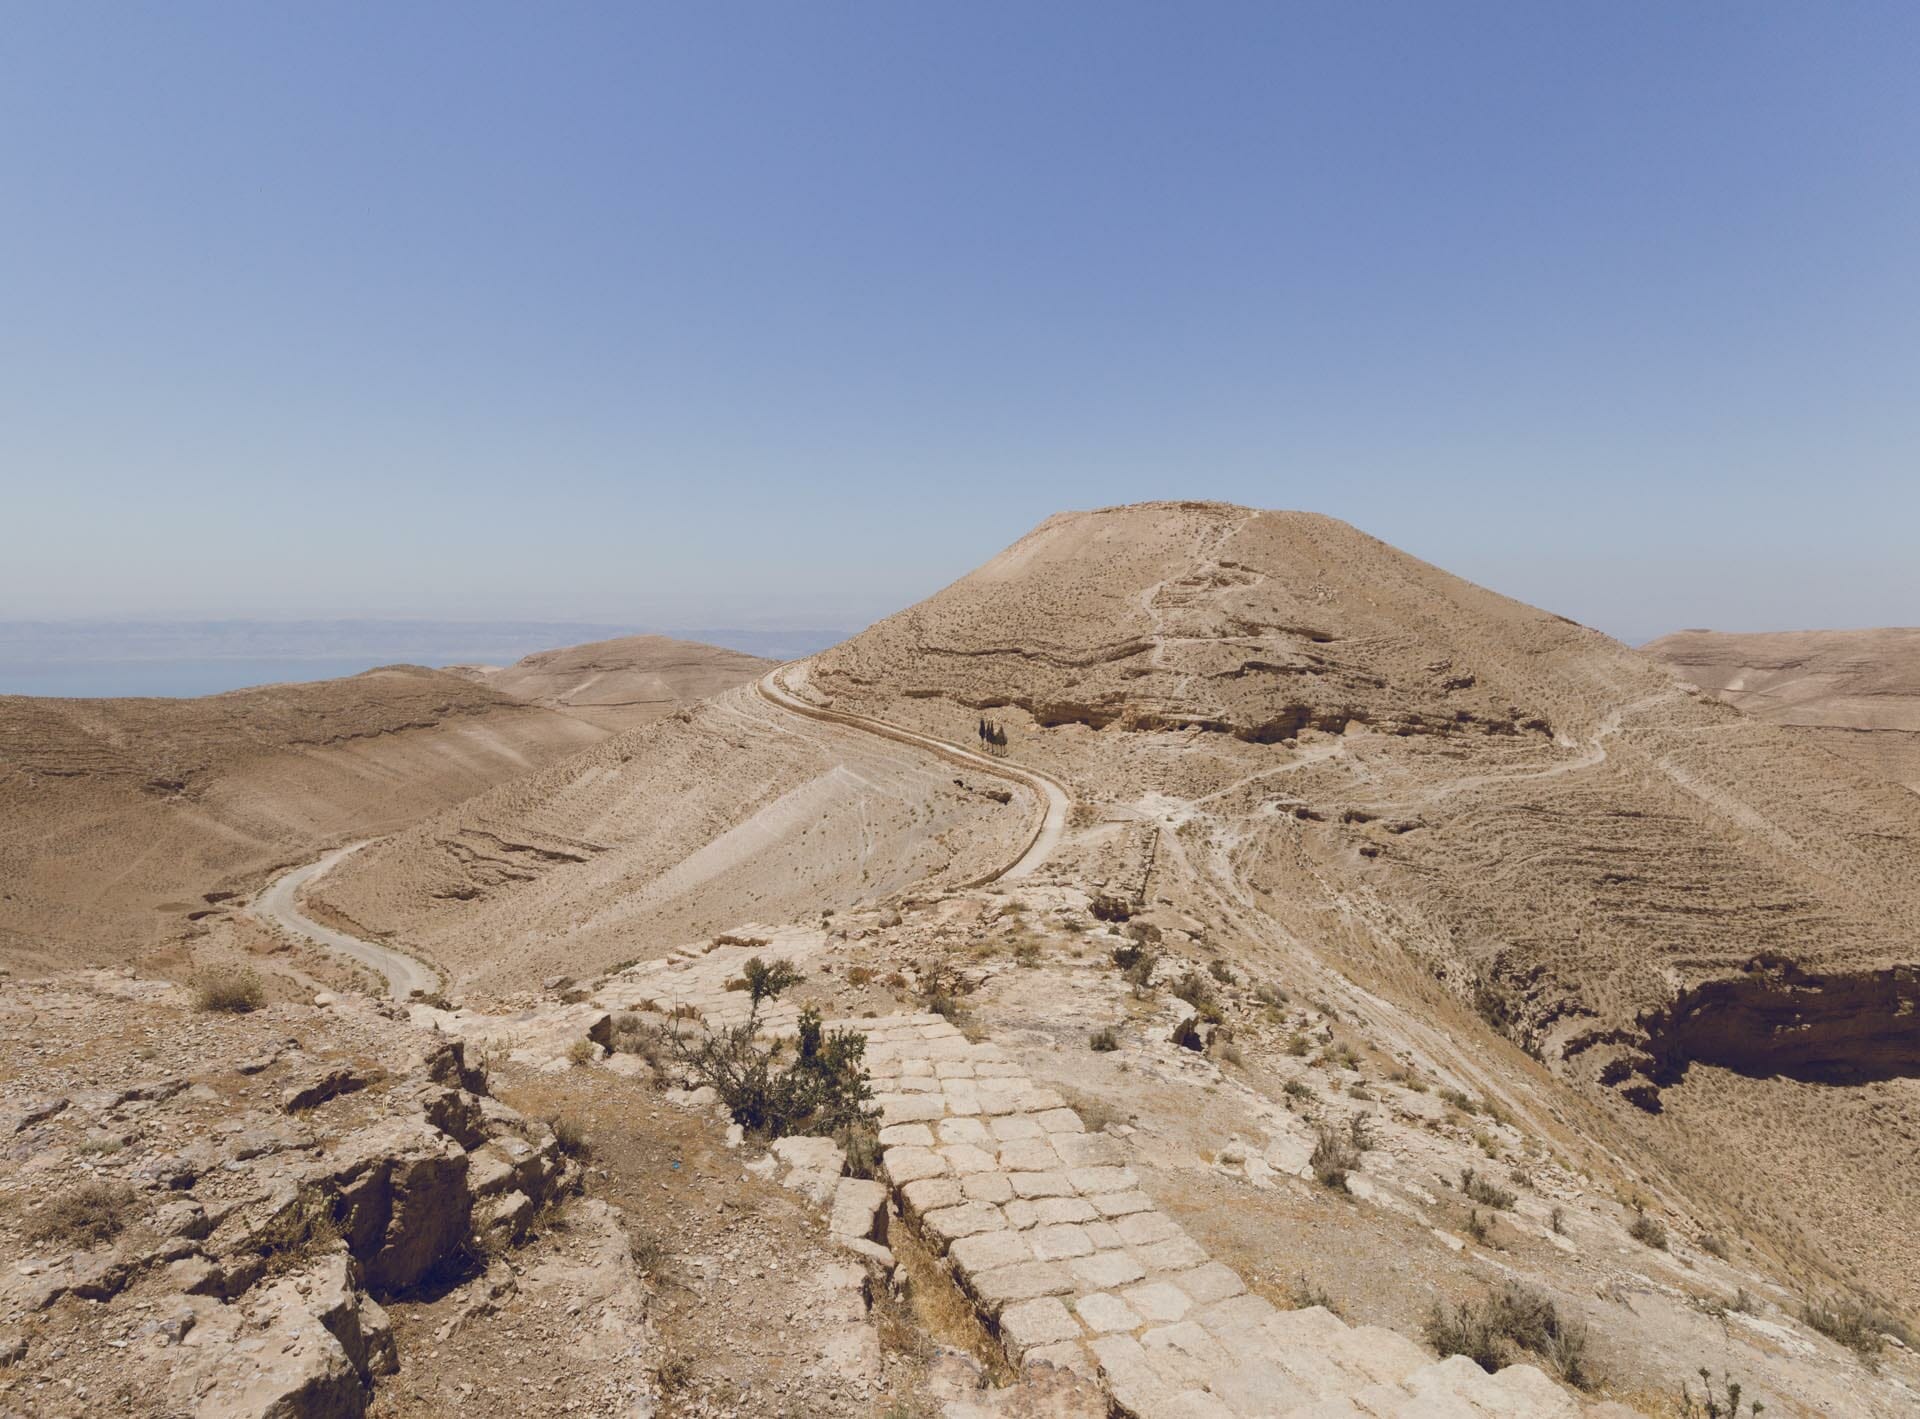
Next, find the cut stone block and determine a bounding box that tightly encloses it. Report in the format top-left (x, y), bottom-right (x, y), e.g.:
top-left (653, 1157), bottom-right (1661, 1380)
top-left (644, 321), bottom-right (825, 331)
top-left (1091, 1190), bottom-right (1155, 1217)
top-left (1170, 1262), bottom-right (1244, 1305)
top-left (948, 1225), bottom-right (1033, 1273)
top-left (938, 1117), bottom-right (991, 1146)
top-left (1070, 1249), bottom-right (1147, 1290)
top-left (1133, 1237), bottom-right (1209, 1272)
top-left (1022, 1340), bottom-right (1096, 1377)
top-left (1053, 1132), bottom-right (1127, 1168)
top-left (989, 1114), bottom-right (1045, 1141)
top-left (1073, 1290), bottom-right (1144, 1333)
top-left (1122, 1280), bottom-right (1192, 1324)
top-left (1084, 1221), bottom-right (1123, 1250)
top-left (1329, 1324), bottom-right (1431, 1388)
top-left (1479, 1362), bottom-right (1585, 1418)
top-left (1032, 1196), bottom-right (1099, 1225)
top-left (1000, 1296), bottom-right (1083, 1358)
top-left (922, 1201), bottom-right (1008, 1247)
top-left (962, 1172), bottom-right (1015, 1204)
top-left (940, 1143), bottom-right (998, 1175)
top-left (1206, 1358), bottom-right (1314, 1414)
top-left (1086, 1334), bottom-right (1172, 1417)
top-left (879, 1095), bottom-right (947, 1125)
top-left (1262, 1304), bottom-right (1347, 1348)
top-left (1034, 1108), bottom-right (1085, 1133)
top-left (1192, 1291), bottom-right (1279, 1341)
top-left (878, 1123), bottom-right (934, 1148)
top-left (830, 1178), bottom-right (888, 1243)
top-left (1116, 1211), bottom-right (1180, 1247)
top-left (1009, 1171), bottom-right (1076, 1198)
top-left (1029, 1224), bottom-right (1095, 1260)
top-left (998, 1137), bottom-right (1062, 1172)
top-left (969, 1259), bottom-right (1076, 1311)
top-left (900, 1177), bottom-right (964, 1218)
top-left (883, 1146), bottom-right (950, 1185)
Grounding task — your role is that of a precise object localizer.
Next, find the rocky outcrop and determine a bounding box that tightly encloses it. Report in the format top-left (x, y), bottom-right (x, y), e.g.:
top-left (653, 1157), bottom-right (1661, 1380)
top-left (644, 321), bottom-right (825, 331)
top-left (165, 1253), bottom-right (397, 1419)
top-left (1641, 958), bottom-right (1920, 1088)
top-left (1, 1034), bottom-right (578, 1419)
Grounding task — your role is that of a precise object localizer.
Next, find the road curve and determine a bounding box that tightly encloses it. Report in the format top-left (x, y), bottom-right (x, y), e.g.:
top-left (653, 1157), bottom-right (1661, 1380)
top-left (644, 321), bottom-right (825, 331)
top-left (755, 666), bottom-right (1070, 884)
top-left (252, 843), bottom-right (441, 1000)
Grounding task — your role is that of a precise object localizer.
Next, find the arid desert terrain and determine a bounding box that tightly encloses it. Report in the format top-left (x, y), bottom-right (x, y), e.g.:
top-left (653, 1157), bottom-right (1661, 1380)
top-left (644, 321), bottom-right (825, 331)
top-left (2, 504), bottom-right (1916, 1419)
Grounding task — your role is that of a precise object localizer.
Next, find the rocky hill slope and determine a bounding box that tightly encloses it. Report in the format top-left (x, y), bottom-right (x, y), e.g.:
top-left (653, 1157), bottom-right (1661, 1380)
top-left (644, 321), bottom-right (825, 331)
top-left (1644, 626), bottom-right (1920, 793)
top-left (446, 633), bottom-right (775, 731)
top-left (0, 667), bottom-right (604, 974)
top-left (794, 503), bottom-right (1920, 1315)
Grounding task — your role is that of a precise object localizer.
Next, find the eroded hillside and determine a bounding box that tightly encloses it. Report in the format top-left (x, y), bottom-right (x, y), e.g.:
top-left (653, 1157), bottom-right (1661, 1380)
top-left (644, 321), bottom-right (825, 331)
top-left (1645, 626), bottom-right (1920, 794)
top-left (798, 502), bottom-right (1920, 1315)
top-left (0, 667), bottom-right (607, 974)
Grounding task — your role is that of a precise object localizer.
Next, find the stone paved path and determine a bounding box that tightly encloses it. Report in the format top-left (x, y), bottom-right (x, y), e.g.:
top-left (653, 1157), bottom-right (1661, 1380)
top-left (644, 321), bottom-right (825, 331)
top-left (600, 941), bottom-right (1632, 1419)
top-left (860, 1013), bottom-right (1633, 1419)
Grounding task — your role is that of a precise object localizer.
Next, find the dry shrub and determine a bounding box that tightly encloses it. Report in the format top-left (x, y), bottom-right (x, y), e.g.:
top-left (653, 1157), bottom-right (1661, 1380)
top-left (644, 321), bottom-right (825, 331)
top-left (1310, 1125), bottom-right (1360, 1190)
top-left (26, 1180), bottom-right (137, 1248)
top-left (838, 1122), bottom-right (881, 1180)
top-left (1289, 1275), bottom-right (1340, 1313)
top-left (252, 1184), bottom-right (343, 1270)
top-left (549, 1115), bottom-right (590, 1157)
top-left (1628, 1207), bottom-right (1669, 1250)
top-left (1426, 1283), bottom-right (1594, 1388)
top-left (1803, 1294), bottom-right (1913, 1364)
top-left (1460, 1167), bottom-right (1516, 1210)
top-left (195, 968), bottom-right (265, 1013)
top-left (1088, 1026), bottom-right (1120, 1052)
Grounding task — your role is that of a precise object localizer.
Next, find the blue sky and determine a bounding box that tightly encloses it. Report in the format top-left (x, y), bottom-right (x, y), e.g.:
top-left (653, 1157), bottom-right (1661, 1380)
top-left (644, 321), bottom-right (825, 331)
top-left (2, 3), bottom-right (1915, 646)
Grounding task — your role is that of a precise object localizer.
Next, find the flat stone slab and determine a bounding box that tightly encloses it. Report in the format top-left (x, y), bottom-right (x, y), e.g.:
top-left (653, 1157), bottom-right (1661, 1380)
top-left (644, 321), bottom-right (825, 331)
top-left (1000, 1296), bottom-right (1084, 1358)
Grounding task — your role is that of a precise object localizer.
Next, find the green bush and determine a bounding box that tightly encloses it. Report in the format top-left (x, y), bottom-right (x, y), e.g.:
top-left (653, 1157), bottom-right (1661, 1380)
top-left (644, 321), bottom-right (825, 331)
top-left (670, 957), bottom-right (877, 1139)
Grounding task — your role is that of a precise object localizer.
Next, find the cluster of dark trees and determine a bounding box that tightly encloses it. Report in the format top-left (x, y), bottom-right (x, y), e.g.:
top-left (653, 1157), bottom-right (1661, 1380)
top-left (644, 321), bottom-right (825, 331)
top-left (976, 717), bottom-right (1008, 751)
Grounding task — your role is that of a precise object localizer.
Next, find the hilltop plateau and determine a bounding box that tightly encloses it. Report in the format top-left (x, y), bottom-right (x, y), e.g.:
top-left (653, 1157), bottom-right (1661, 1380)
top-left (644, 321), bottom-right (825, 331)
top-left (446, 633), bottom-right (776, 731)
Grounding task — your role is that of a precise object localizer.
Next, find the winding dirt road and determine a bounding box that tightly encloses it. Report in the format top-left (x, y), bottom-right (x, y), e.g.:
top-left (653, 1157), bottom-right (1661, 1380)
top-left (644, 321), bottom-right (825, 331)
top-left (252, 843), bottom-right (440, 999)
top-left (755, 666), bottom-right (1069, 882)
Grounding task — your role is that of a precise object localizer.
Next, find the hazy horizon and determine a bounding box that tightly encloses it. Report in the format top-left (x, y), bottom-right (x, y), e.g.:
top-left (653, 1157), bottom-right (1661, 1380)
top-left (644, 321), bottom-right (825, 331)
top-left (0, 619), bottom-right (850, 697)
top-left (4, 6), bottom-right (1915, 657)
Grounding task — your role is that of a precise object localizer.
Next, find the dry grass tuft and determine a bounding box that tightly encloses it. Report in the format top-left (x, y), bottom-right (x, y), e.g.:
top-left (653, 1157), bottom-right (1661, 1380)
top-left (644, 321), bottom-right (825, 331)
top-left (26, 1180), bottom-right (138, 1248)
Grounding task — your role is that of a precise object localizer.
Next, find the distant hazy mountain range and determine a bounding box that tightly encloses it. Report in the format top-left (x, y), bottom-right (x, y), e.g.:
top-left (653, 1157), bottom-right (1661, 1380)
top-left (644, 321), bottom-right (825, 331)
top-left (0, 619), bottom-right (849, 697)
